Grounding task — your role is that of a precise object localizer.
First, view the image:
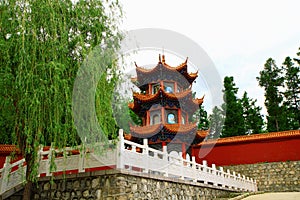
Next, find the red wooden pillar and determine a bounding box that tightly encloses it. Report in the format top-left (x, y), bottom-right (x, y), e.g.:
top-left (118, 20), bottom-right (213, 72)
top-left (178, 109), bottom-right (182, 124)
top-left (181, 143), bottom-right (186, 159)
top-left (162, 142), bottom-right (166, 149)
top-left (146, 110), bottom-right (150, 125)
top-left (161, 107), bottom-right (165, 124)
top-left (149, 83), bottom-right (152, 94)
top-left (191, 146), bottom-right (195, 158)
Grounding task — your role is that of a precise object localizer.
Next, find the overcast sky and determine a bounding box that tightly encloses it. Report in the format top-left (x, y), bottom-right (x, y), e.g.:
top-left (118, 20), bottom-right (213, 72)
top-left (119, 0), bottom-right (300, 115)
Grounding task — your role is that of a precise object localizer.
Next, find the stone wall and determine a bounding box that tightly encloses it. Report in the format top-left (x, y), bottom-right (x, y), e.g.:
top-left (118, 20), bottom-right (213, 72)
top-left (223, 161), bottom-right (300, 192)
top-left (32, 169), bottom-right (237, 200)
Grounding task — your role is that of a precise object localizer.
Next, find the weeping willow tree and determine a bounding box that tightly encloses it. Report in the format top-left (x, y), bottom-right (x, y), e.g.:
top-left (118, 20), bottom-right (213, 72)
top-left (0, 0), bottom-right (122, 199)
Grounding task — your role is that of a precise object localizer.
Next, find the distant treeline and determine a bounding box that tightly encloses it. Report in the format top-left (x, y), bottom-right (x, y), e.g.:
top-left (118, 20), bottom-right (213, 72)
top-left (198, 48), bottom-right (300, 138)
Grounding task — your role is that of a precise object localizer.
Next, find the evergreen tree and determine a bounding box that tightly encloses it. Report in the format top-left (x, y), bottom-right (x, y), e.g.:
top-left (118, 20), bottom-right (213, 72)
top-left (190, 92), bottom-right (209, 129)
top-left (222, 76), bottom-right (245, 137)
top-left (257, 58), bottom-right (286, 132)
top-left (197, 105), bottom-right (210, 130)
top-left (282, 56), bottom-right (300, 129)
top-left (0, 1), bottom-right (122, 199)
top-left (293, 47), bottom-right (300, 65)
top-left (241, 92), bottom-right (264, 134)
top-left (208, 105), bottom-right (225, 138)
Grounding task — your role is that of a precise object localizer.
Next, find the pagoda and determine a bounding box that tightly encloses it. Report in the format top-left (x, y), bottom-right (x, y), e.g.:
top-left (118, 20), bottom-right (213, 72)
top-left (127, 55), bottom-right (207, 157)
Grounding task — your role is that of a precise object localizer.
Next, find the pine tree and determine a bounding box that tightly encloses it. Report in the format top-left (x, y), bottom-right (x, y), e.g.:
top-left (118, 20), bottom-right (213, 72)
top-left (222, 76), bottom-right (245, 137)
top-left (197, 105), bottom-right (210, 130)
top-left (282, 56), bottom-right (300, 129)
top-left (208, 106), bottom-right (225, 138)
top-left (293, 47), bottom-right (300, 65)
top-left (241, 92), bottom-right (264, 134)
top-left (257, 58), bottom-right (287, 132)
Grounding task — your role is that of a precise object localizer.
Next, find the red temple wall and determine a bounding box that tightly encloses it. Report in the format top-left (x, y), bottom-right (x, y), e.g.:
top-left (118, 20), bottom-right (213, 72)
top-left (192, 137), bottom-right (300, 166)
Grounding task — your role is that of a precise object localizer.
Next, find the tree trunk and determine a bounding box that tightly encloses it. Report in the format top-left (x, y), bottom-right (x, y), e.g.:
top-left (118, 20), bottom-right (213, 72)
top-left (22, 181), bottom-right (32, 200)
top-left (275, 118), bottom-right (279, 132)
top-left (23, 154), bottom-right (33, 200)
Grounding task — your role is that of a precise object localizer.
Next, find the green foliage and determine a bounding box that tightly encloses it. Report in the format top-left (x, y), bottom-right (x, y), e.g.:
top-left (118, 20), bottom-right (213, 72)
top-left (129, 109), bottom-right (143, 126)
top-left (0, 0), bottom-right (122, 194)
top-left (208, 106), bottom-right (225, 138)
top-left (282, 56), bottom-right (300, 129)
top-left (197, 105), bottom-right (210, 130)
top-left (190, 92), bottom-right (209, 130)
top-left (257, 58), bottom-right (288, 132)
top-left (241, 92), bottom-right (264, 134)
top-left (222, 76), bottom-right (245, 137)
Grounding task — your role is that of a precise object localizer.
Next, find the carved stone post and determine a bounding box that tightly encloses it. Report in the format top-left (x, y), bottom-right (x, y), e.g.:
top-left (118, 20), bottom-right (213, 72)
top-left (116, 129), bottom-right (125, 169)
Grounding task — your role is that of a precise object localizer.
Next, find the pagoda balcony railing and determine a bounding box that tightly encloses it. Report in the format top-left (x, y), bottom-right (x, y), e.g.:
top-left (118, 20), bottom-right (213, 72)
top-left (0, 129), bottom-right (257, 196)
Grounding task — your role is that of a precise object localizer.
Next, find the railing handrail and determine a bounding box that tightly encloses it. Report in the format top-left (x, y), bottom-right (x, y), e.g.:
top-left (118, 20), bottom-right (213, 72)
top-left (117, 129), bottom-right (257, 191)
top-left (0, 129), bottom-right (258, 195)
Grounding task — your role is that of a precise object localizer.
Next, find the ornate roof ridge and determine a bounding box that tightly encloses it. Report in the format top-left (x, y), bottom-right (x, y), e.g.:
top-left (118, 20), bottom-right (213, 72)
top-left (128, 102), bottom-right (135, 110)
top-left (130, 77), bottom-right (137, 83)
top-left (135, 55), bottom-right (188, 71)
top-left (189, 71), bottom-right (198, 77)
top-left (133, 87), bottom-right (193, 102)
top-left (195, 130), bottom-right (300, 147)
top-left (134, 55), bottom-right (197, 79)
top-left (164, 122), bottom-right (197, 133)
top-left (193, 95), bottom-right (205, 105)
top-left (130, 123), bottom-right (162, 136)
top-left (129, 123), bottom-right (202, 137)
top-left (196, 130), bottom-right (209, 138)
top-left (161, 55), bottom-right (188, 71)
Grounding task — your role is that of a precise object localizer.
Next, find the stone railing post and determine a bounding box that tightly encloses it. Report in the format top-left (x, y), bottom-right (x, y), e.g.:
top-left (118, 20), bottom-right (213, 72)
top-left (219, 167), bottom-right (225, 187)
top-left (232, 171), bottom-right (237, 189)
top-left (226, 169), bottom-right (231, 188)
top-left (143, 138), bottom-right (149, 173)
top-left (202, 160), bottom-right (208, 184)
top-left (78, 146), bottom-right (85, 173)
top-left (242, 175), bottom-right (246, 191)
top-left (211, 164), bottom-right (218, 186)
top-left (37, 145), bottom-right (43, 176)
top-left (116, 129), bottom-right (125, 169)
top-left (211, 164), bottom-right (216, 175)
top-left (179, 152), bottom-right (184, 180)
top-left (254, 179), bottom-right (258, 191)
top-left (191, 156), bottom-right (197, 182)
top-left (163, 145), bottom-right (168, 177)
top-left (237, 174), bottom-right (242, 190)
top-left (246, 177), bottom-right (250, 191)
top-left (0, 156), bottom-right (10, 194)
top-left (46, 144), bottom-right (53, 176)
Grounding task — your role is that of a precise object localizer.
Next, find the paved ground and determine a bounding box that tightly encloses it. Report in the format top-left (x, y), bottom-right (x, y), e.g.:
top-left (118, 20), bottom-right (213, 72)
top-left (242, 192), bottom-right (300, 200)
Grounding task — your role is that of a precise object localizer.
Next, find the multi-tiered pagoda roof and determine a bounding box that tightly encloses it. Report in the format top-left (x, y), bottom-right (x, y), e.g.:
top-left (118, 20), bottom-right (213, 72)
top-left (126, 55), bottom-right (208, 146)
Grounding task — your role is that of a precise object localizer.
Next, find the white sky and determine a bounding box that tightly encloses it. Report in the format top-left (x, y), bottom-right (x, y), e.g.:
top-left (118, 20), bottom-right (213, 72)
top-left (119, 0), bottom-right (300, 116)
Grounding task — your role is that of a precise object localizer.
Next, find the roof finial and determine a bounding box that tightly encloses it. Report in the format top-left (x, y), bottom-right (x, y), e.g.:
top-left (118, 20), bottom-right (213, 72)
top-left (162, 47), bottom-right (165, 63)
top-left (159, 54), bottom-right (161, 62)
top-left (185, 57), bottom-right (188, 64)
